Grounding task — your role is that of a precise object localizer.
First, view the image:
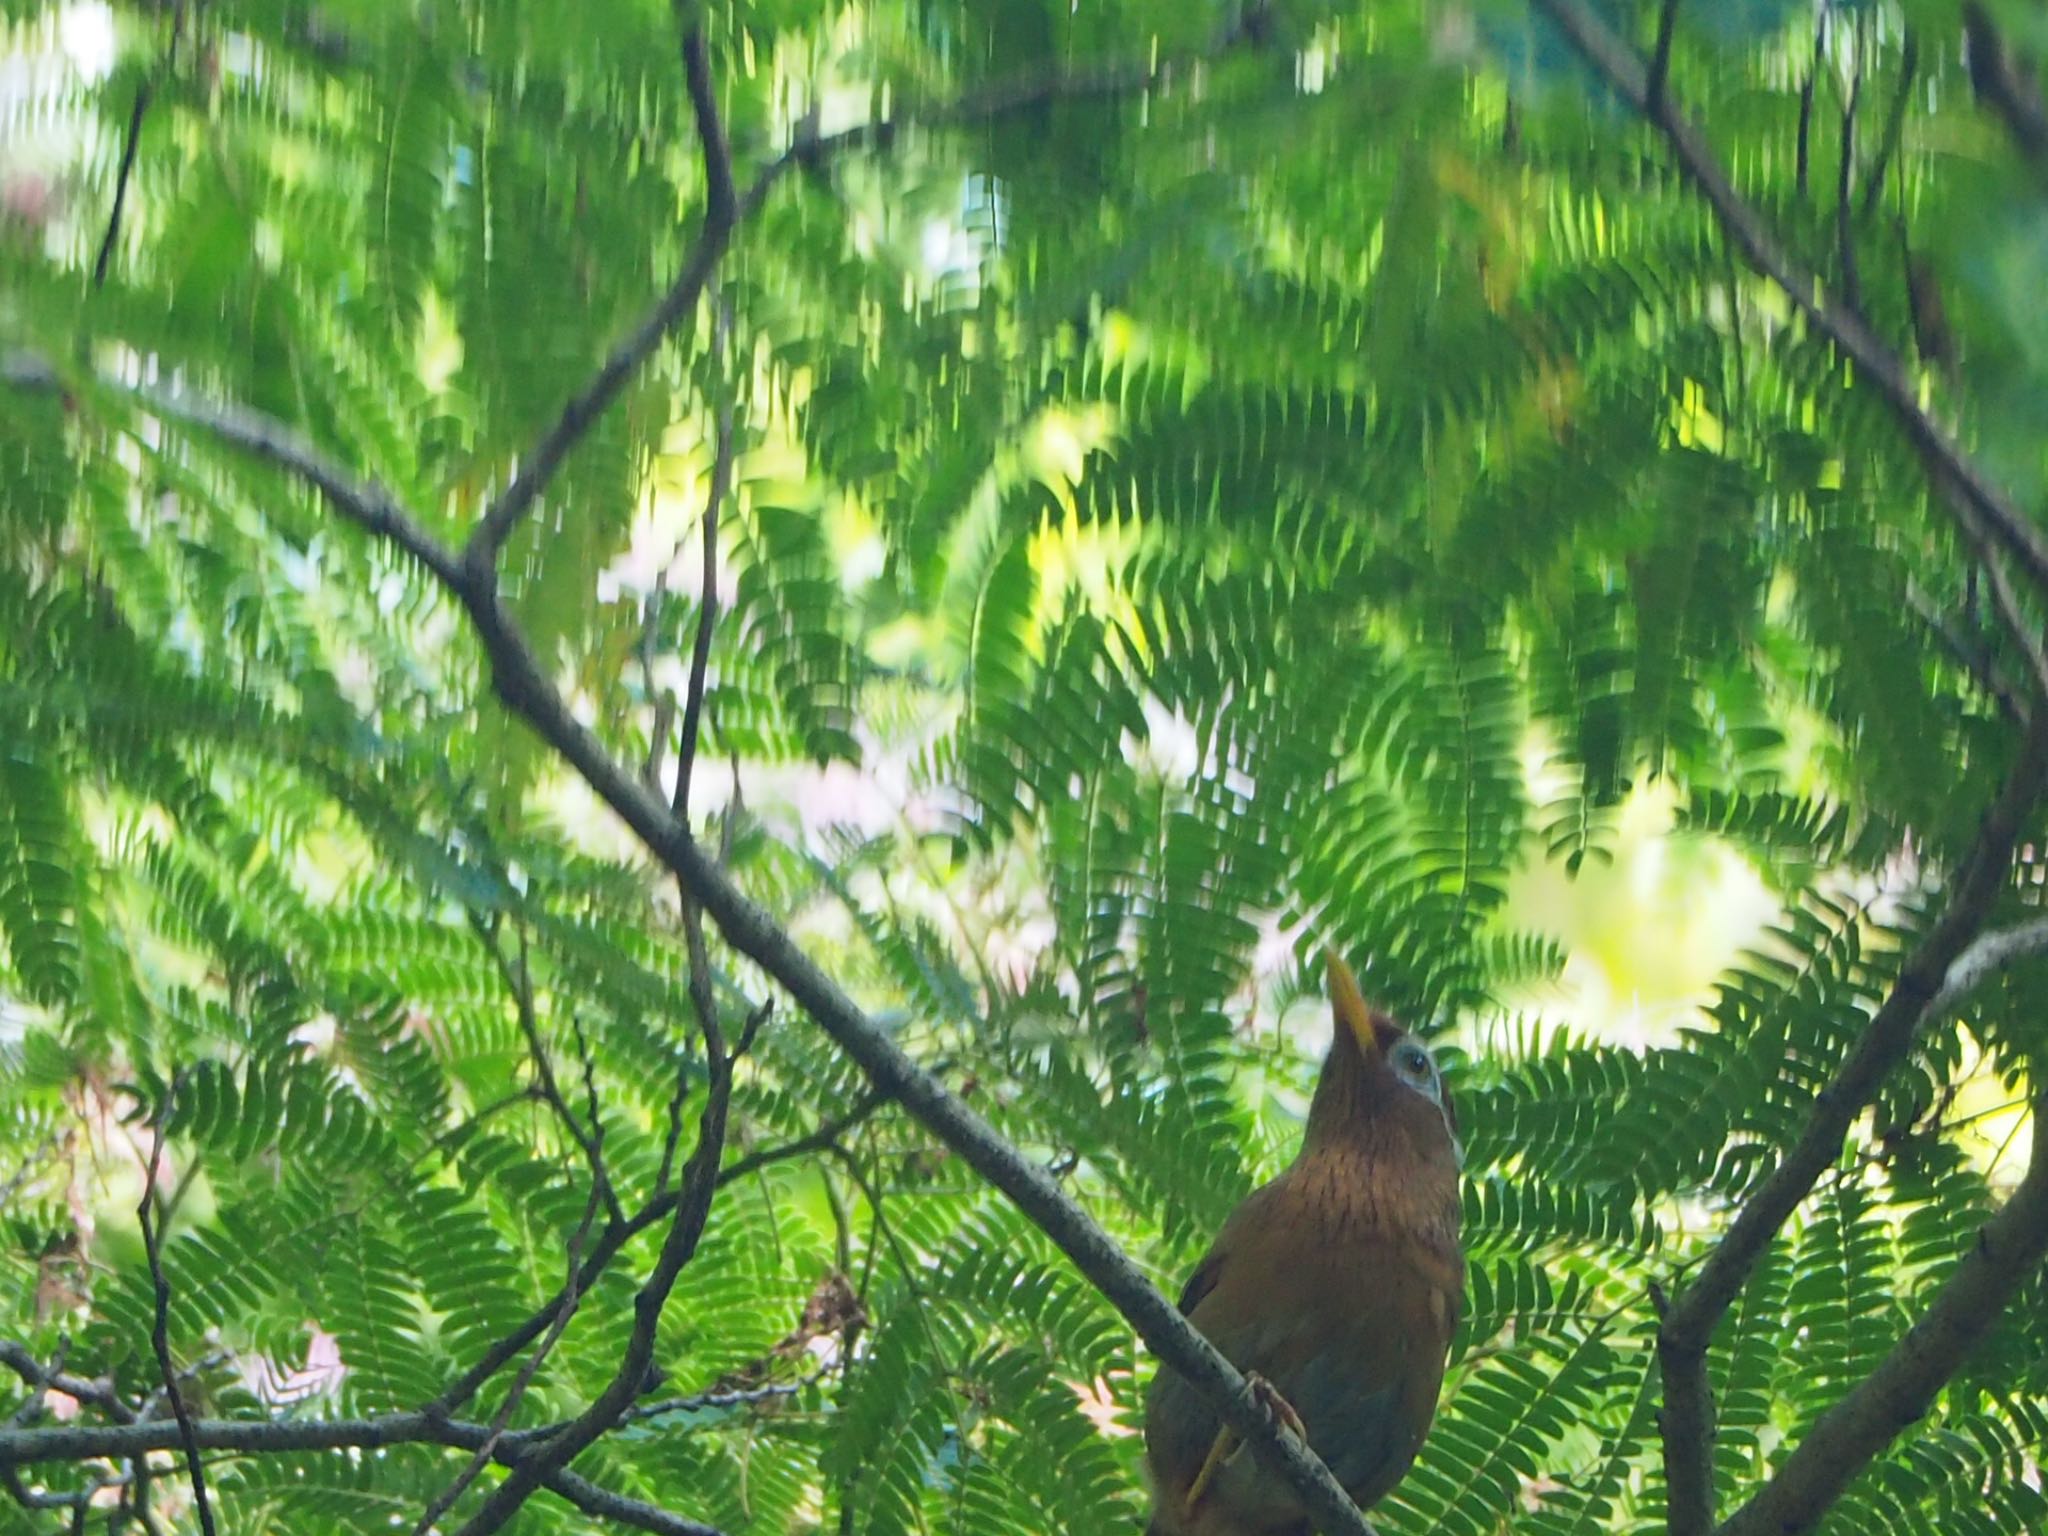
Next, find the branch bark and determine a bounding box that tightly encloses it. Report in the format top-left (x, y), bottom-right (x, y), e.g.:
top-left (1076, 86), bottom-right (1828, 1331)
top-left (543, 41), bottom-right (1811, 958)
top-left (1657, 716), bottom-right (2048, 1535)
top-left (1533, 0), bottom-right (2048, 603)
top-left (1714, 1093), bottom-right (2048, 1536)
top-left (3, 16), bottom-right (1380, 1533)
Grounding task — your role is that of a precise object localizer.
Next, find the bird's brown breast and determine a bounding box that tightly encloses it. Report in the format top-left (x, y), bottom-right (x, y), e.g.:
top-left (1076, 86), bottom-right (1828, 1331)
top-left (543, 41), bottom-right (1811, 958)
top-left (1144, 1154), bottom-right (1463, 1532)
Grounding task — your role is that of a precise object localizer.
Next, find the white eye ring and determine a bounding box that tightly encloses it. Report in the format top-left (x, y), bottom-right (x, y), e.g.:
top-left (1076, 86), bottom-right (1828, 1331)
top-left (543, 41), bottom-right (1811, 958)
top-left (1392, 1041), bottom-right (1440, 1104)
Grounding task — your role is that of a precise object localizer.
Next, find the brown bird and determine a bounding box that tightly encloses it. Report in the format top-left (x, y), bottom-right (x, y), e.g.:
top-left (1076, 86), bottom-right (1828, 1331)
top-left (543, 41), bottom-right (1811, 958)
top-left (1143, 950), bottom-right (1465, 1536)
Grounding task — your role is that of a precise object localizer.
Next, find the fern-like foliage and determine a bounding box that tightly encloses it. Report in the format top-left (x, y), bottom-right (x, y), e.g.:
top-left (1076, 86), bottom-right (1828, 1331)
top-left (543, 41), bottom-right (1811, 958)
top-left (1, 3), bottom-right (2044, 1535)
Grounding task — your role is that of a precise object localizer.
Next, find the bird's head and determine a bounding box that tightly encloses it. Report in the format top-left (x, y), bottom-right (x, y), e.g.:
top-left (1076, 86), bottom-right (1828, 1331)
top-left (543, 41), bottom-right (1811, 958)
top-left (1307, 948), bottom-right (1463, 1170)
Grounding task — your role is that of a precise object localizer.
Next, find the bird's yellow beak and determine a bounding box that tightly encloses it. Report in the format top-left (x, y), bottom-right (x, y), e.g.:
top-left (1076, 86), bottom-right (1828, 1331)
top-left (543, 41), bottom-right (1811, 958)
top-left (1324, 947), bottom-right (1379, 1061)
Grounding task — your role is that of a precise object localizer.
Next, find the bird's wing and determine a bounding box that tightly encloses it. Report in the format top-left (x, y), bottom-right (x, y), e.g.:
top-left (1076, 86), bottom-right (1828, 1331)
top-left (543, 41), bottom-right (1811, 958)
top-left (1170, 1179), bottom-right (1286, 1317)
top-left (1175, 1249), bottom-right (1226, 1316)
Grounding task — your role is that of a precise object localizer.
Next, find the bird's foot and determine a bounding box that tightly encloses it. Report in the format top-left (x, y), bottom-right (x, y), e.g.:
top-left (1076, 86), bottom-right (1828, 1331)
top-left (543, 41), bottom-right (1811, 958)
top-left (1183, 1373), bottom-right (1306, 1516)
top-left (1247, 1373), bottom-right (1307, 1441)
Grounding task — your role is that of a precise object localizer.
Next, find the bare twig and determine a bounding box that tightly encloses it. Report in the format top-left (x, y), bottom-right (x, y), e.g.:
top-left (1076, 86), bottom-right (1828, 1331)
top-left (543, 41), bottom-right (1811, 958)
top-left (1835, 70), bottom-right (1865, 317)
top-left (1646, 0), bottom-right (1680, 121)
top-left (480, 917), bottom-right (623, 1228)
top-left (1534, 0), bottom-right (2048, 602)
top-left (1795, 10), bottom-right (1825, 196)
top-left (136, 1076), bottom-right (215, 1536)
top-left (464, 24), bottom-right (741, 576)
top-left (92, 2), bottom-right (186, 288)
top-left (672, 302), bottom-right (735, 826)
top-left (429, 1092), bottom-right (885, 1422)
top-left (1716, 1096), bottom-right (2048, 1536)
top-left (94, 85), bottom-right (154, 288)
top-left (1859, 29), bottom-right (1917, 218)
top-left (446, 1009), bottom-right (733, 1536)
top-left (0, 1414), bottom-right (726, 1536)
top-left (412, 1161), bottom-right (609, 1533)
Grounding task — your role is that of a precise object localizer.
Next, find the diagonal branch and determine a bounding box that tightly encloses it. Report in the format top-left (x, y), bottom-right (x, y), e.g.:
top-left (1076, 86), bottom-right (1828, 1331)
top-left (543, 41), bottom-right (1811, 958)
top-left (1533, 0), bottom-right (2048, 604)
top-left (7, 301), bottom-right (1388, 1536)
top-left (1655, 713), bottom-right (2048, 1536)
top-left (6, 373), bottom-right (1390, 1536)
top-left (1714, 1094), bottom-right (2048, 1536)
top-left (4, 16), bottom-right (1375, 1530)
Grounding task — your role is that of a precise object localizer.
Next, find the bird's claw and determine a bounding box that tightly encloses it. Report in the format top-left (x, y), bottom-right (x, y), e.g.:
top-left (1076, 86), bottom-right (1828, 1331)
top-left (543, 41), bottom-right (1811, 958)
top-left (1248, 1373), bottom-right (1307, 1441)
top-left (1183, 1373), bottom-right (1306, 1516)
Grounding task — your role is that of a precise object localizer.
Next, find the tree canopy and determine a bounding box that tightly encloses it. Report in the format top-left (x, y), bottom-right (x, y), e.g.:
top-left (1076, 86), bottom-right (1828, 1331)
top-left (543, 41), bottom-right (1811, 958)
top-left (3, 1), bottom-right (2048, 1534)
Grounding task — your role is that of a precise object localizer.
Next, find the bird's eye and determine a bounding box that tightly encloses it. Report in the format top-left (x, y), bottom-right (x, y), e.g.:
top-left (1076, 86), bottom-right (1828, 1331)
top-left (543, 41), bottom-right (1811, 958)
top-left (1391, 1042), bottom-right (1440, 1103)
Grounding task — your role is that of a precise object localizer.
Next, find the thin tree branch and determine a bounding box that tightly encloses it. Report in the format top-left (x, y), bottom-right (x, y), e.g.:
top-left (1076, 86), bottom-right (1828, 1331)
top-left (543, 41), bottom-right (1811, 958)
top-left (1795, 9), bottom-right (1826, 197)
top-left (1835, 69), bottom-right (1865, 318)
top-left (3, 1463), bottom-right (127, 1525)
top-left (1533, 0), bottom-right (2048, 603)
top-left (94, 83), bottom-right (154, 289)
top-left (92, 2), bottom-right (186, 289)
top-left (136, 1077), bottom-right (215, 1536)
top-left (0, 1346), bottom-right (132, 1426)
top-left (447, 1019), bottom-right (733, 1536)
top-left (1, 352), bottom-right (464, 589)
top-left (1657, 717), bottom-right (2048, 1536)
top-left (672, 304), bottom-right (734, 826)
top-left (0, 1414), bottom-right (726, 1536)
top-left (1645, 0), bottom-right (1680, 121)
top-left (478, 917), bottom-right (624, 1229)
top-left (464, 24), bottom-right (740, 576)
top-left (412, 1136), bottom-right (609, 1533)
top-left (1714, 1095), bottom-right (2048, 1536)
top-left (1859, 29), bottom-right (1917, 219)
top-left (1904, 580), bottom-right (2025, 724)
top-left (428, 1092), bottom-right (885, 1423)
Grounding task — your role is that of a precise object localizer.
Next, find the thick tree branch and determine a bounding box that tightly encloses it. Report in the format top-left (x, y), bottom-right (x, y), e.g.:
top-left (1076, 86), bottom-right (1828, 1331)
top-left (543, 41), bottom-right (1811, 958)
top-left (1715, 1094), bottom-right (2048, 1536)
top-left (1533, 0), bottom-right (2048, 603)
top-left (0, 1414), bottom-right (724, 1536)
top-left (4, 17), bottom-right (1376, 1530)
top-left (10, 328), bottom-right (1387, 1533)
top-left (6, 387), bottom-right (1389, 1536)
top-left (1657, 722), bottom-right (2048, 1536)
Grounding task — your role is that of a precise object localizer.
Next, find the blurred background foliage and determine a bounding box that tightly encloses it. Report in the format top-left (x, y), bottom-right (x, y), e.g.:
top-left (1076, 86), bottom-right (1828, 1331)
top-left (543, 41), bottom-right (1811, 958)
top-left (2, 0), bottom-right (2046, 1532)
